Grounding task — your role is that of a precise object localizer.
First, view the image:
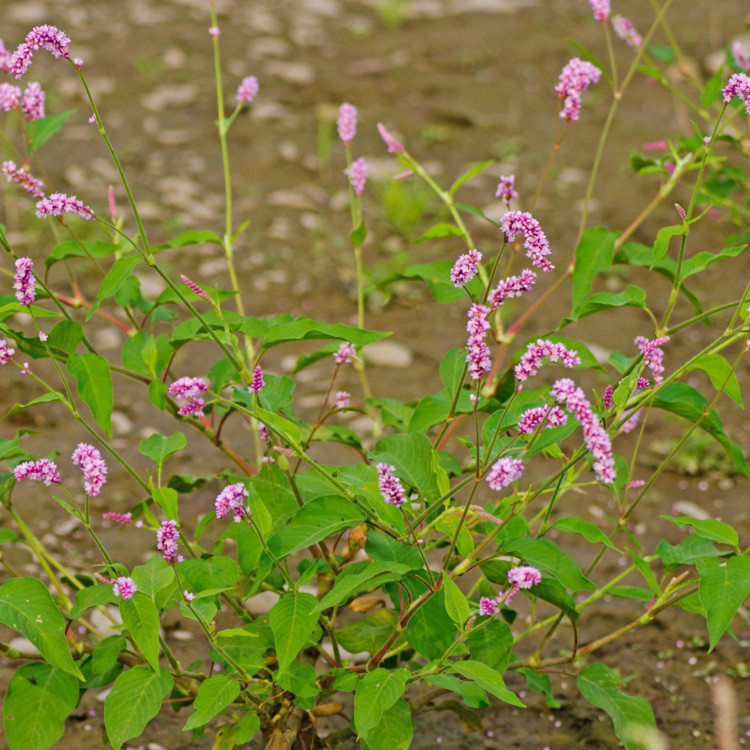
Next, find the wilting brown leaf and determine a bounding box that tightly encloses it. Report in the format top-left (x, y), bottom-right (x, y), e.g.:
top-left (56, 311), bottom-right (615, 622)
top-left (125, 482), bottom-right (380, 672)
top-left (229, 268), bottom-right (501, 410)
top-left (348, 593), bottom-right (383, 613)
top-left (312, 701), bottom-right (343, 717)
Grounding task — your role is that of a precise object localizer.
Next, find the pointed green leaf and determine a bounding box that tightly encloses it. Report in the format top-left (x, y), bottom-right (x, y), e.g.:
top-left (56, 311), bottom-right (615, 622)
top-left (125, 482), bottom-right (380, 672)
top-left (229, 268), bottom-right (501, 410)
top-left (335, 608), bottom-right (398, 654)
top-left (651, 224), bottom-right (685, 268)
top-left (449, 660), bottom-right (524, 707)
top-left (67, 353), bottom-right (113, 437)
top-left (685, 353), bottom-right (743, 408)
top-left (254, 407), bottom-right (301, 448)
top-left (466, 618), bottom-right (513, 673)
top-left (571, 227), bottom-right (617, 314)
top-left (314, 561), bottom-right (409, 612)
top-left (184, 674), bottom-right (240, 730)
top-left (518, 667), bottom-right (560, 708)
top-left (697, 556), bottom-right (750, 651)
top-left (25, 109), bottom-right (76, 151)
top-left (269, 592), bottom-right (319, 674)
top-left (92, 634), bottom-right (127, 676)
top-left (86, 256), bottom-right (143, 320)
top-left (47, 320), bottom-right (83, 356)
top-left (262, 317), bottom-right (390, 350)
top-left (550, 517), bottom-right (621, 552)
top-left (1, 392), bottom-right (64, 421)
top-left (68, 584), bottom-right (118, 619)
top-left (0, 578), bottom-right (83, 680)
top-left (404, 589), bottom-right (455, 660)
top-left (360, 698), bottom-right (413, 750)
top-left (662, 516), bottom-right (738, 548)
top-left (354, 668), bottom-right (410, 736)
top-left (132, 555), bottom-right (176, 599)
top-left (350, 221), bottom-right (367, 248)
top-left (442, 572), bottom-right (470, 626)
top-left (425, 673), bottom-right (488, 708)
top-left (179, 556), bottom-right (239, 594)
top-left (119, 593), bottom-right (160, 671)
top-left (577, 663), bottom-right (656, 749)
top-left (151, 487), bottom-right (178, 520)
top-left (139, 431), bottom-right (186, 473)
top-left (104, 667), bottom-right (173, 750)
top-left (449, 160), bottom-right (494, 196)
top-left (412, 222), bottom-right (464, 242)
top-left (3, 663), bottom-right (79, 750)
top-left (560, 286), bottom-right (647, 327)
top-left (500, 538), bottom-right (596, 591)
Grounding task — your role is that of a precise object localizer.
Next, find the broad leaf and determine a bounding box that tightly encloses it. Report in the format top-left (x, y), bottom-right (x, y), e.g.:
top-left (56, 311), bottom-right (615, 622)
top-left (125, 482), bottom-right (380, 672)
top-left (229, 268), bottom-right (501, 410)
top-left (697, 556), bottom-right (750, 651)
top-left (559, 286), bottom-right (647, 327)
top-left (132, 555), bottom-right (176, 599)
top-left (87, 257), bottom-right (142, 320)
top-left (262, 317), bottom-right (390, 350)
top-left (315, 561), bottom-right (409, 612)
top-left (685, 353), bottom-right (743, 408)
top-left (360, 698), bottom-right (413, 750)
top-left (180, 556), bottom-right (239, 595)
top-left (662, 516), bottom-right (739, 549)
top-left (269, 592), bottom-right (318, 674)
top-left (184, 674), bottom-right (240, 730)
top-left (404, 589), bottom-right (455, 660)
top-left (499, 538), bottom-right (595, 591)
top-left (442, 572), bottom-right (470, 627)
top-left (119, 593), bottom-right (160, 671)
top-left (651, 224), bottom-right (685, 268)
top-left (354, 668), bottom-right (409, 736)
top-left (139, 432), bottom-right (186, 473)
top-left (550, 517), bottom-right (621, 552)
top-left (25, 109), bottom-right (76, 151)
top-left (571, 227), bottom-right (617, 314)
top-left (466, 618), bottom-right (513, 673)
top-left (449, 660), bottom-right (524, 706)
top-left (66, 353), bottom-right (113, 437)
top-left (68, 584), bottom-right (117, 619)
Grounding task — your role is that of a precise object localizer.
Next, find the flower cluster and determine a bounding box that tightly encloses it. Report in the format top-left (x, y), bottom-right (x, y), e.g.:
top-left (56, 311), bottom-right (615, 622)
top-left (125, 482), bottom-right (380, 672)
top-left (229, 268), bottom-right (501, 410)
top-left (337, 103), bottom-right (357, 144)
top-left (215, 483), bottom-right (251, 522)
top-left (514, 339), bottom-right (580, 384)
top-left (156, 520), bottom-right (180, 563)
top-left (551, 378), bottom-right (615, 484)
top-left (248, 365), bottom-right (265, 394)
top-left (345, 157), bottom-right (368, 195)
top-left (334, 391), bottom-right (350, 409)
top-left (480, 566), bottom-right (542, 615)
top-left (0, 40), bottom-right (9, 72)
top-left (9, 25), bottom-right (71, 78)
top-left (3, 161), bottom-right (45, 198)
top-left (377, 122), bottom-right (404, 153)
top-left (0, 339), bottom-right (15, 365)
top-left (102, 511), bottom-right (131, 525)
top-left (486, 456), bottom-right (524, 491)
top-left (722, 73), bottom-right (750, 114)
top-left (466, 303), bottom-right (491, 380)
top-left (168, 376), bottom-right (208, 417)
top-left (112, 577), bottom-right (136, 600)
top-left (500, 211), bottom-right (553, 272)
top-left (588, 0), bottom-right (610, 22)
top-left (634, 335), bottom-right (669, 384)
top-left (495, 175), bottom-right (518, 207)
top-left (13, 257), bottom-right (35, 306)
top-left (257, 422), bottom-right (269, 442)
top-left (377, 463), bottom-right (406, 508)
top-left (555, 58), bottom-right (602, 122)
top-left (612, 16), bottom-right (643, 49)
top-left (71, 443), bottom-right (108, 497)
top-left (602, 384), bottom-right (613, 409)
top-left (450, 248), bottom-right (482, 287)
top-left (35, 193), bottom-right (94, 220)
top-left (732, 41), bottom-right (749, 72)
top-left (517, 405), bottom-right (568, 434)
top-left (488, 268), bottom-right (536, 310)
top-left (236, 76), bottom-right (258, 105)
top-left (21, 82), bottom-right (44, 121)
top-left (13, 458), bottom-right (61, 486)
top-left (0, 83), bottom-right (21, 111)
top-left (334, 342), bottom-right (356, 364)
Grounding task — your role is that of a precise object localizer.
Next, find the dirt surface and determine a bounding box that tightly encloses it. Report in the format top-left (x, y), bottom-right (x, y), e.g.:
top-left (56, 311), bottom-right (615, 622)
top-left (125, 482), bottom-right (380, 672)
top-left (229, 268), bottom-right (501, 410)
top-left (1, 0), bottom-right (750, 748)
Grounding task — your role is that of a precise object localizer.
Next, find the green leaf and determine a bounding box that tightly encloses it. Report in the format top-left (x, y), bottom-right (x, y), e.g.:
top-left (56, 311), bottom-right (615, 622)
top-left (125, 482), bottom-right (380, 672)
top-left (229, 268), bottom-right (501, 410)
top-left (132, 555), bottom-right (176, 599)
top-left (442, 572), bottom-right (470, 627)
top-left (425, 673), bottom-right (488, 708)
top-left (652, 383), bottom-right (749, 475)
top-left (449, 660), bottom-right (524, 707)
top-left (626, 547), bottom-right (660, 594)
top-left (67, 353), bottom-right (113, 437)
top-left (268, 495), bottom-right (365, 558)
top-left (529, 577), bottom-right (580, 622)
top-left (119, 593), bottom-right (160, 671)
top-left (571, 227), bottom-right (617, 314)
top-left (697, 556), bottom-right (750, 651)
top-left (152, 230), bottom-right (223, 252)
top-left (336, 608), bottom-right (399, 654)
top-left (550, 517), bottom-right (621, 552)
top-left (560, 286), bottom-right (647, 327)
top-left (440, 347), bottom-right (467, 395)
top-left (184, 674), bottom-right (240, 730)
top-left (354, 667), bottom-right (410, 736)
top-left (679, 244), bottom-right (746, 280)
top-left (46, 320), bottom-right (83, 356)
top-left (566, 39), bottom-right (611, 86)
top-left (370, 432), bottom-right (447, 503)
top-left (365, 532), bottom-right (423, 570)
top-left (350, 221), bottom-right (367, 248)
top-left (152, 487), bottom-right (179, 521)
top-left (685, 353), bottom-right (743, 408)
top-left (701, 70), bottom-right (724, 108)
top-left (255, 407), bottom-right (301, 448)
top-left (518, 667), bottom-right (561, 708)
top-left (262, 317), bottom-right (390, 350)
top-left (92, 634), bottom-right (127, 675)
top-left (577, 663), bottom-right (657, 749)
top-left (404, 589), bottom-right (455, 660)
top-left (662, 516), bottom-right (739, 548)
top-left (1, 392), bottom-right (64, 421)
top-left (466, 618), bottom-right (513, 673)
top-left (86, 257), bottom-right (142, 320)
top-left (257, 373), bottom-right (295, 413)
top-left (0, 578), bottom-right (83, 680)
top-left (235, 712), bottom-right (261, 743)
top-left (449, 160), bottom-right (494, 196)
top-left (651, 224), bottom-right (685, 268)
top-left (377, 260), bottom-right (482, 303)
top-left (3, 663), bottom-right (79, 750)
top-left (25, 109), bottom-right (76, 152)
top-left (138, 431), bottom-right (187, 473)
top-left (104, 667), bottom-right (173, 750)
top-left (269, 592), bottom-right (319, 674)
top-left (360, 698), bottom-right (413, 750)
top-left (68, 584), bottom-right (117, 619)
top-left (412, 222), bottom-right (464, 242)
top-left (314, 561), bottom-right (409, 612)
top-left (180, 556), bottom-right (239, 595)
top-left (499, 538), bottom-right (596, 591)
top-left (276, 661), bottom-right (320, 699)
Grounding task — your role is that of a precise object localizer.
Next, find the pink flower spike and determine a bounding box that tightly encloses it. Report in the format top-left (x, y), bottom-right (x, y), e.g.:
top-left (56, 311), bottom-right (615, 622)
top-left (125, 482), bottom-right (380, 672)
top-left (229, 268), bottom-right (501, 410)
top-left (612, 16), bottom-right (643, 49)
top-left (112, 576), bottom-right (136, 600)
top-left (14, 257), bottom-right (35, 307)
top-left (2, 161), bottom-right (45, 198)
top-left (215, 483), bottom-right (250, 523)
top-left (450, 249), bottom-right (482, 287)
top-left (377, 463), bottom-right (406, 508)
top-left (102, 511), bottom-right (131, 525)
top-left (71, 442), bottom-right (108, 497)
top-left (0, 40), bottom-right (10, 72)
top-left (0, 340), bottom-right (15, 364)
top-left (555, 58), bottom-right (601, 122)
top-left (634, 335), bottom-right (669, 384)
top-left (602, 384), bottom-right (613, 409)
top-left (9, 26), bottom-right (71, 78)
top-left (722, 73), bottom-right (750, 115)
top-left (486, 457), bottom-right (524, 491)
top-left (465, 303), bottom-right (491, 380)
top-left (337, 103), bottom-right (357, 145)
top-left (13, 458), bottom-right (61, 486)
top-left (21, 82), bottom-right (44, 121)
top-left (156, 519), bottom-right (179, 563)
top-left (168, 376), bottom-right (208, 400)
top-left (495, 175), bottom-right (518, 208)
top-left (36, 193), bottom-right (94, 220)
top-left (508, 565), bottom-right (542, 589)
top-left (334, 342), bottom-right (357, 364)
top-left (0, 83), bottom-right (21, 111)
top-left (377, 122), bottom-right (404, 153)
top-left (334, 391), bottom-right (350, 409)
top-left (488, 269), bottom-right (536, 310)
top-left (107, 186), bottom-right (117, 217)
top-left (589, 0), bottom-right (610, 22)
top-left (479, 597), bottom-right (499, 616)
top-left (501, 211), bottom-right (554, 272)
top-left (249, 365), bottom-right (265, 394)
top-left (180, 274), bottom-right (211, 302)
top-left (345, 157), bottom-right (368, 195)
top-left (514, 339), bottom-right (580, 384)
top-left (732, 41), bottom-right (749, 71)
top-left (236, 76), bottom-right (258, 105)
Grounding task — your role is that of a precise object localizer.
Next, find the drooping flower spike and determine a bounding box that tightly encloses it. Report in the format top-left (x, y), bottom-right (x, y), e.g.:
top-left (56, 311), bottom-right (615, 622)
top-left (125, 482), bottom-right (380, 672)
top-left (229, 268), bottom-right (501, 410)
top-left (36, 193), bottom-right (94, 220)
top-left (377, 122), bottom-right (404, 153)
top-left (450, 249), bottom-right (482, 288)
top-left (8, 25), bottom-right (72, 79)
top-left (3, 161), bottom-right (45, 198)
top-left (500, 211), bottom-right (554, 272)
top-left (555, 58), bottom-right (602, 122)
top-left (71, 442), bottom-right (108, 497)
top-left (215, 483), bottom-right (251, 523)
top-left (495, 175), bottom-right (518, 208)
top-left (14, 458), bottom-right (61, 486)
